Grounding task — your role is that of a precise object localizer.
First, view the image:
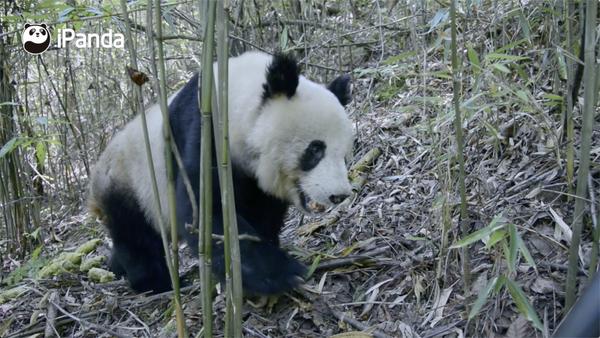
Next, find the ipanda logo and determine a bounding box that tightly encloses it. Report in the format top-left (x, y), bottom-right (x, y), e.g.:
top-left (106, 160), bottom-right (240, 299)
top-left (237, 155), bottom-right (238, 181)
top-left (22, 23), bottom-right (51, 55)
top-left (22, 23), bottom-right (124, 55)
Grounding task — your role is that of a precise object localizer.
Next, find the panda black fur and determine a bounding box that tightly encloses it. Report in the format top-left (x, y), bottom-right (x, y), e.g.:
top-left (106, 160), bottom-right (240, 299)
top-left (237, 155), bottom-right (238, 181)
top-left (88, 51), bottom-right (354, 295)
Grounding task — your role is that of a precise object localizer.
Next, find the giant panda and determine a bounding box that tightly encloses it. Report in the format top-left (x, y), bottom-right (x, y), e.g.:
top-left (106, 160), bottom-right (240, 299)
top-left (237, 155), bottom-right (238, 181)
top-left (88, 51), bottom-right (354, 295)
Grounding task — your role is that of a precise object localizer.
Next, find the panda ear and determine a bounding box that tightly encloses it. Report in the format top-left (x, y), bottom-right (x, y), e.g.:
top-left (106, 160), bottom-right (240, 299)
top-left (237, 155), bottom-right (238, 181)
top-left (263, 53), bottom-right (299, 100)
top-left (328, 74), bottom-right (352, 106)
top-left (25, 23), bottom-right (31, 29)
top-left (41, 24), bottom-right (47, 29)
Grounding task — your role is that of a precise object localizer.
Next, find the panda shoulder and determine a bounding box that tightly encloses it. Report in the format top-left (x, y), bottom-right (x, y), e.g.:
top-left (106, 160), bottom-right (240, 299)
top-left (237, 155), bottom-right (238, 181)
top-left (236, 50), bottom-right (272, 62)
top-left (230, 51), bottom-right (273, 71)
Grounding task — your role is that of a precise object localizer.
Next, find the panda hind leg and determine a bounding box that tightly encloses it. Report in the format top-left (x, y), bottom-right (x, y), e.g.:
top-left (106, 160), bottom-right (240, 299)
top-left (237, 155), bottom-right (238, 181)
top-left (100, 187), bottom-right (172, 294)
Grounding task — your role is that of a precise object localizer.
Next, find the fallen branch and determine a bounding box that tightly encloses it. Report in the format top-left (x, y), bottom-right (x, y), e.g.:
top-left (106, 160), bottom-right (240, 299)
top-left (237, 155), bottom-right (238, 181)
top-left (328, 306), bottom-right (392, 338)
top-left (316, 246), bottom-right (390, 272)
top-left (28, 288), bottom-right (127, 338)
top-left (349, 148), bottom-right (382, 181)
top-left (7, 310), bottom-right (98, 338)
top-left (43, 292), bottom-right (58, 338)
top-left (49, 300), bottom-right (127, 338)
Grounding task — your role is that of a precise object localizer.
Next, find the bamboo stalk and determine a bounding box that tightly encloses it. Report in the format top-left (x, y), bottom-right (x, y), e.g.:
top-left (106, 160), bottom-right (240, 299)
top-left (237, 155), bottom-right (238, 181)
top-left (118, 1), bottom-right (166, 286)
top-left (450, 0), bottom-right (471, 294)
top-left (213, 1), bottom-right (242, 337)
top-left (199, 1), bottom-right (216, 337)
top-left (215, 2), bottom-right (244, 337)
top-left (564, 0), bottom-right (575, 195)
top-left (588, 174), bottom-right (598, 276)
top-left (150, 1), bottom-right (186, 336)
top-left (565, 0), bottom-right (597, 311)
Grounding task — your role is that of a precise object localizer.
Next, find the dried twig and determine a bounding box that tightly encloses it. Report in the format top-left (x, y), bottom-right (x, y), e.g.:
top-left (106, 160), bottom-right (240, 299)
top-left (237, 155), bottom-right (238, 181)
top-left (43, 292), bottom-right (58, 338)
top-left (327, 306), bottom-right (392, 338)
top-left (316, 246), bottom-right (390, 272)
top-left (28, 287), bottom-right (127, 338)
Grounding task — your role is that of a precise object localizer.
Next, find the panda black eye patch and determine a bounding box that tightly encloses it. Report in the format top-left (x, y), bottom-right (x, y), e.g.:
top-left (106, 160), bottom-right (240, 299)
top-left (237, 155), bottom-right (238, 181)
top-left (300, 140), bottom-right (326, 171)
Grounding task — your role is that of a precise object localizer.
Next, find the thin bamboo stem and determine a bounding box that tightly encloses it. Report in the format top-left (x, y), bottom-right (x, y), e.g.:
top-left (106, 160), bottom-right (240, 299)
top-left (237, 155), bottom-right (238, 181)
top-left (199, 1), bottom-right (217, 337)
top-left (450, 0), bottom-right (471, 296)
top-left (150, 1), bottom-right (186, 336)
top-left (216, 2), bottom-right (243, 336)
top-left (588, 174), bottom-right (598, 276)
top-left (565, 0), bottom-right (597, 311)
top-left (565, 0), bottom-right (575, 195)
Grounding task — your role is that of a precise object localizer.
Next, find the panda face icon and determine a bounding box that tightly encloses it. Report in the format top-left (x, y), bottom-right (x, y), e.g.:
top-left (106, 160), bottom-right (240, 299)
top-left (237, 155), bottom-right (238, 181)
top-left (22, 23), bottom-right (51, 55)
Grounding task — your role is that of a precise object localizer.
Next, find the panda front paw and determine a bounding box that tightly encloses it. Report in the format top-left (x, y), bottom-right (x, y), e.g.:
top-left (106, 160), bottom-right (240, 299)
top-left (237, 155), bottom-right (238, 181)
top-left (214, 240), bottom-right (306, 296)
top-left (241, 244), bottom-right (307, 295)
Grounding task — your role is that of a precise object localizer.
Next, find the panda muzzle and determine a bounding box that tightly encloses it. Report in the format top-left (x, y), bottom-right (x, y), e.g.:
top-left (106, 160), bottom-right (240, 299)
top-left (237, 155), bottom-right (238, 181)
top-left (299, 189), bottom-right (326, 213)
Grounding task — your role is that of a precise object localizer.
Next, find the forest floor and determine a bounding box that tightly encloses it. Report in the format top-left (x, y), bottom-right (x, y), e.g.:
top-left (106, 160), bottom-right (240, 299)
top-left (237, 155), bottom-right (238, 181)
top-left (2, 2), bottom-right (600, 338)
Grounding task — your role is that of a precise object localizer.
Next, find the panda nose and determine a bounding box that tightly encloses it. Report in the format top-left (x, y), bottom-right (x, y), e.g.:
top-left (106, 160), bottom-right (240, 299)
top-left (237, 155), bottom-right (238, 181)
top-left (329, 194), bottom-right (349, 204)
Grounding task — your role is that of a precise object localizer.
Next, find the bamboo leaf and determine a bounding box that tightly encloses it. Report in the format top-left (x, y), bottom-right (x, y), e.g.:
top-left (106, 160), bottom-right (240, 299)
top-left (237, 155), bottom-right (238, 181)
top-left (280, 26), bottom-right (289, 50)
top-left (543, 93), bottom-right (563, 102)
top-left (467, 45), bottom-right (480, 69)
top-left (492, 63), bottom-right (511, 74)
top-left (485, 53), bottom-right (529, 62)
top-left (507, 224), bottom-right (518, 273)
top-left (495, 39), bottom-right (529, 53)
top-left (450, 221), bottom-right (506, 249)
top-left (485, 229), bottom-right (507, 249)
top-left (427, 8), bottom-right (449, 32)
top-left (382, 51), bottom-right (417, 65)
top-left (468, 276), bottom-right (499, 320)
top-left (515, 90), bottom-right (530, 103)
top-left (451, 214), bottom-right (506, 248)
top-left (514, 64), bottom-right (530, 83)
top-left (57, 7), bottom-right (75, 22)
top-left (517, 10), bottom-right (531, 42)
top-left (505, 279), bottom-right (543, 331)
top-left (494, 275), bottom-right (506, 293)
top-left (483, 120), bottom-right (502, 140)
top-left (306, 255), bottom-right (321, 279)
top-left (502, 240), bottom-right (512, 274)
top-left (35, 142), bottom-right (47, 166)
top-left (516, 233), bottom-right (537, 273)
top-left (86, 6), bottom-right (104, 16)
top-left (0, 137), bottom-right (20, 159)
top-left (35, 0), bottom-right (69, 10)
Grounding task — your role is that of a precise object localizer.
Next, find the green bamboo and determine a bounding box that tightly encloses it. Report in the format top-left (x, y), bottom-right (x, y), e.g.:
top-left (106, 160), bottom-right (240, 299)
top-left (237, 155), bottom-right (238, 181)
top-left (199, 1), bottom-right (217, 337)
top-left (565, 0), bottom-right (597, 311)
top-left (216, 2), bottom-right (244, 336)
top-left (564, 0), bottom-right (575, 195)
top-left (588, 174), bottom-right (598, 277)
top-left (450, 0), bottom-right (471, 294)
top-left (119, 0), bottom-right (166, 273)
top-left (151, 1), bottom-right (186, 336)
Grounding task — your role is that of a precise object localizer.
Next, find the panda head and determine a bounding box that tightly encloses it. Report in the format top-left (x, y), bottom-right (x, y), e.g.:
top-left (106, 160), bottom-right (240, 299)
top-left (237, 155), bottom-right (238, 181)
top-left (247, 53), bottom-right (354, 213)
top-left (22, 23), bottom-right (49, 44)
top-left (22, 23), bottom-right (51, 55)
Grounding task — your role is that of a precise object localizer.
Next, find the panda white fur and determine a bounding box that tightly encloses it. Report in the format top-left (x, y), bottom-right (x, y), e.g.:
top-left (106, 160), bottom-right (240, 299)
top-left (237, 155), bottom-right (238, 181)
top-left (88, 51), bottom-right (354, 294)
